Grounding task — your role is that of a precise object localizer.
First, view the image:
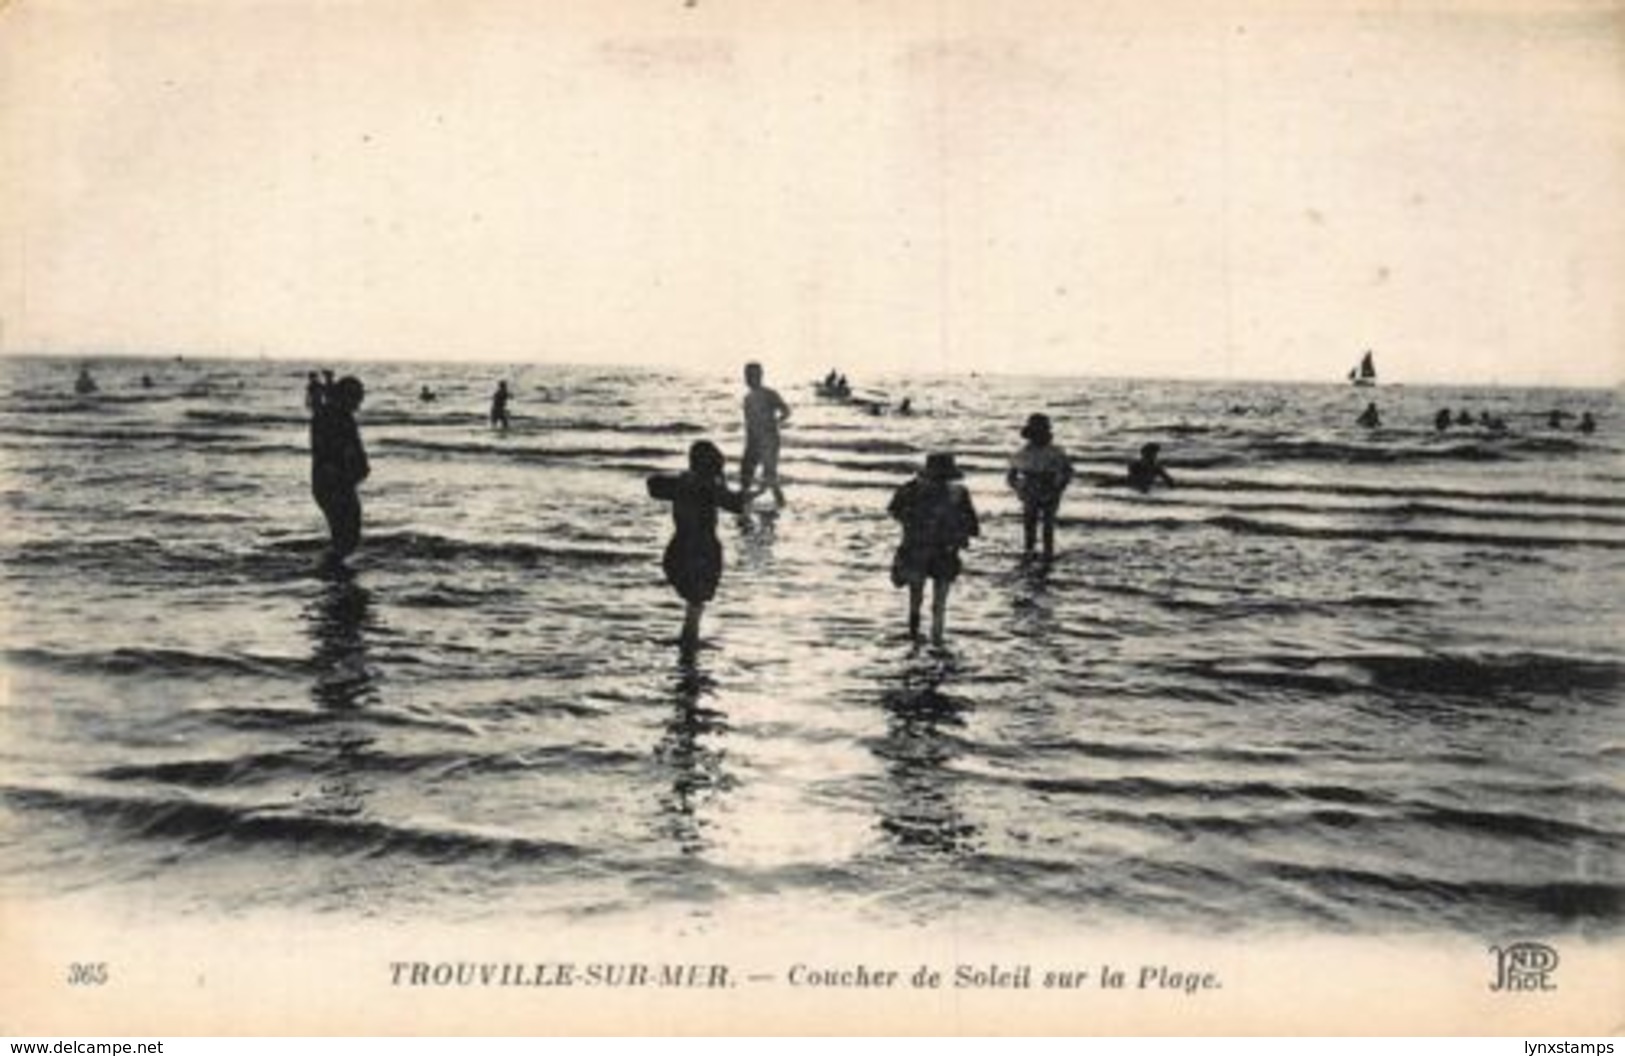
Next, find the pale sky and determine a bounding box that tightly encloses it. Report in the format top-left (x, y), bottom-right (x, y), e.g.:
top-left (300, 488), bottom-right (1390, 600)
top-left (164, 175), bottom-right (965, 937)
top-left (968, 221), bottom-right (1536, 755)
top-left (2, 0), bottom-right (1621, 384)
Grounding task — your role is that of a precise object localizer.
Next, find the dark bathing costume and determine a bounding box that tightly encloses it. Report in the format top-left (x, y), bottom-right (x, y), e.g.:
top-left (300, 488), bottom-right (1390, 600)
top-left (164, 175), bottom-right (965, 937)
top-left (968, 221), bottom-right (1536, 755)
top-left (648, 471), bottom-right (747, 604)
top-left (310, 382), bottom-right (368, 555)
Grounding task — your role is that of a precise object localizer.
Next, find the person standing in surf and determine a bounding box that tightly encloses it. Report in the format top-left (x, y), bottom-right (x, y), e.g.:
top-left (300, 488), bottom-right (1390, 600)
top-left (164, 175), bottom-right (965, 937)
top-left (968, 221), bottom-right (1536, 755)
top-left (310, 375), bottom-right (370, 570)
top-left (648, 440), bottom-right (752, 655)
top-left (740, 362), bottom-right (790, 507)
top-left (1006, 413), bottom-right (1074, 561)
top-left (490, 381), bottom-right (512, 431)
top-left (889, 453), bottom-right (980, 645)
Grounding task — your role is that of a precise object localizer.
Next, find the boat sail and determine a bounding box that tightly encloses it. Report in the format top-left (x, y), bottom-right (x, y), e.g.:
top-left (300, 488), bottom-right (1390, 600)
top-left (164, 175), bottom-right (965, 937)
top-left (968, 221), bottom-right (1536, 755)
top-left (1349, 350), bottom-right (1377, 387)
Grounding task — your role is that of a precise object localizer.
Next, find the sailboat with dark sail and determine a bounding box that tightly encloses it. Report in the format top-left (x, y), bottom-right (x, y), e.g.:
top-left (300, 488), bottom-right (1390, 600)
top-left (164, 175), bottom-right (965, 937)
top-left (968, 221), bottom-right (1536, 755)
top-left (1349, 350), bottom-right (1377, 387)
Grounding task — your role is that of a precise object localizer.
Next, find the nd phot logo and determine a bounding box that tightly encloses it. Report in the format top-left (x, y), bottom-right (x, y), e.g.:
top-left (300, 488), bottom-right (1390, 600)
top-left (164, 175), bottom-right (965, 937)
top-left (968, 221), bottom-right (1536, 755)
top-left (1489, 942), bottom-right (1558, 992)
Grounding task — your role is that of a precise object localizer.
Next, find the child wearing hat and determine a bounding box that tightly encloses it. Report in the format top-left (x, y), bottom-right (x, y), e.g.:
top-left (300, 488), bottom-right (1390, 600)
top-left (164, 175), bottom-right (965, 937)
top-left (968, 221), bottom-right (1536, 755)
top-left (648, 440), bottom-right (752, 655)
top-left (888, 453), bottom-right (980, 645)
top-left (1006, 413), bottom-right (1074, 561)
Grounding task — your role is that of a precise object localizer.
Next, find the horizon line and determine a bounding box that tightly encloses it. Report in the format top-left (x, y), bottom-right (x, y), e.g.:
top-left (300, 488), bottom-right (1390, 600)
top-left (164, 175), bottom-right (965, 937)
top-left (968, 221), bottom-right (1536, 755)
top-left (1, 347), bottom-right (1619, 392)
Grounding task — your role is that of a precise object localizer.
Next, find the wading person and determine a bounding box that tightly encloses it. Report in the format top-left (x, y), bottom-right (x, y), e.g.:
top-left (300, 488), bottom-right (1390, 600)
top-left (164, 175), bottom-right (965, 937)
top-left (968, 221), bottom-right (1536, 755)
top-left (1006, 413), bottom-right (1074, 561)
top-left (889, 453), bottom-right (980, 645)
top-left (310, 375), bottom-right (370, 570)
top-left (648, 440), bottom-right (751, 655)
top-left (740, 362), bottom-right (790, 507)
top-left (491, 380), bottom-right (512, 431)
top-left (1126, 442), bottom-right (1175, 494)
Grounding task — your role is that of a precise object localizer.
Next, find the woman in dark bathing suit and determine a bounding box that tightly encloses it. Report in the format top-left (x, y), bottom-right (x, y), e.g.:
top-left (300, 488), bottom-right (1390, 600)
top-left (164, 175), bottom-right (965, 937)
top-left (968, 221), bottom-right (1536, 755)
top-left (648, 440), bottom-right (750, 654)
top-left (310, 375), bottom-right (370, 569)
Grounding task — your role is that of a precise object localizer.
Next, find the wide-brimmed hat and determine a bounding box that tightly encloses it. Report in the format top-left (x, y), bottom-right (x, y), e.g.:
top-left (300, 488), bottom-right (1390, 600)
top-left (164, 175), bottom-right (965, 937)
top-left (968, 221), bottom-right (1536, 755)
top-left (922, 452), bottom-right (963, 480)
top-left (1020, 413), bottom-right (1053, 442)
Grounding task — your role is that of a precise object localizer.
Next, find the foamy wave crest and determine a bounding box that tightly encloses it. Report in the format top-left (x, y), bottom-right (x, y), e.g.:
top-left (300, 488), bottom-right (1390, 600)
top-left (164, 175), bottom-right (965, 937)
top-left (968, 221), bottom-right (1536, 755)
top-left (271, 529), bottom-right (644, 568)
top-left (1180, 652), bottom-right (1623, 699)
top-left (1060, 513), bottom-right (1625, 551)
top-left (3, 645), bottom-right (311, 680)
top-left (2, 785), bottom-right (584, 864)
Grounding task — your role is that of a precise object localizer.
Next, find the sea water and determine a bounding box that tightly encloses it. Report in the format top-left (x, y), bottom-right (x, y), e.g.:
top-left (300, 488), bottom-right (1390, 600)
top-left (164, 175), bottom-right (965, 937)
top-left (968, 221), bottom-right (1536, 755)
top-left (0, 355), bottom-right (1619, 934)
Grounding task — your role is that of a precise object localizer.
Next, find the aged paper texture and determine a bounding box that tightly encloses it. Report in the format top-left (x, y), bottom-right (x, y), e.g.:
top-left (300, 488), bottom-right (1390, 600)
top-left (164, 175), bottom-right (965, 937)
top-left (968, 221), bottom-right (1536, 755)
top-left (2, 0), bottom-right (1621, 1036)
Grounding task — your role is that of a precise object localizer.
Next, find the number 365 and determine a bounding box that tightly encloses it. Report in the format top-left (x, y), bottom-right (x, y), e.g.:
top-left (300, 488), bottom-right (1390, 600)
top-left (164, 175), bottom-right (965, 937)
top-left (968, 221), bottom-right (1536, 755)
top-left (67, 963), bottom-right (109, 986)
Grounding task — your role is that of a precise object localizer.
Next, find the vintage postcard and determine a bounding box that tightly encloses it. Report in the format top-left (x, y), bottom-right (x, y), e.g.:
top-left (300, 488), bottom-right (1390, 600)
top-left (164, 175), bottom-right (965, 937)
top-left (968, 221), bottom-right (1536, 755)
top-left (1, 0), bottom-right (1620, 1036)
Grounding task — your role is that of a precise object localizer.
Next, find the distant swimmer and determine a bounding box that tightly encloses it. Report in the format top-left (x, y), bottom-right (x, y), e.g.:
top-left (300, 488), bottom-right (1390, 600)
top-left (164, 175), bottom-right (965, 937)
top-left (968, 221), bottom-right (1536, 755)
top-left (897, 397), bottom-right (914, 416)
top-left (1126, 442), bottom-right (1175, 494)
top-left (1007, 413), bottom-right (1074, 562)
top-left (1357, 402), bottom-right (1381, 428)
top-left (1579, 412), bottom-right (1597, 435)
top-left (1455, 409), bottom-right (1474, 426)
top-left (889, 453), bottom-right (980, 645)
top-left (74, 366), bottom-right (97, 395)
top-left (490, 381), bottom-right (511, 430)
top-left (1435, 408), bottom-right (1452, 432)
top-left (647, 440), bottom-right (751, 656)
top-left (1478, 410), bottom-right (1507, 433)
top-left (740, 361), bottom-right (791, 507)
top-left (1547, 409), bottom-right (1570, 429)
top-left (419, 385), bottom-right (437, 403)
top-left (140, 374), bottom-right (154, 390)
top-left (310, 375), bottom-right (370, 569)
